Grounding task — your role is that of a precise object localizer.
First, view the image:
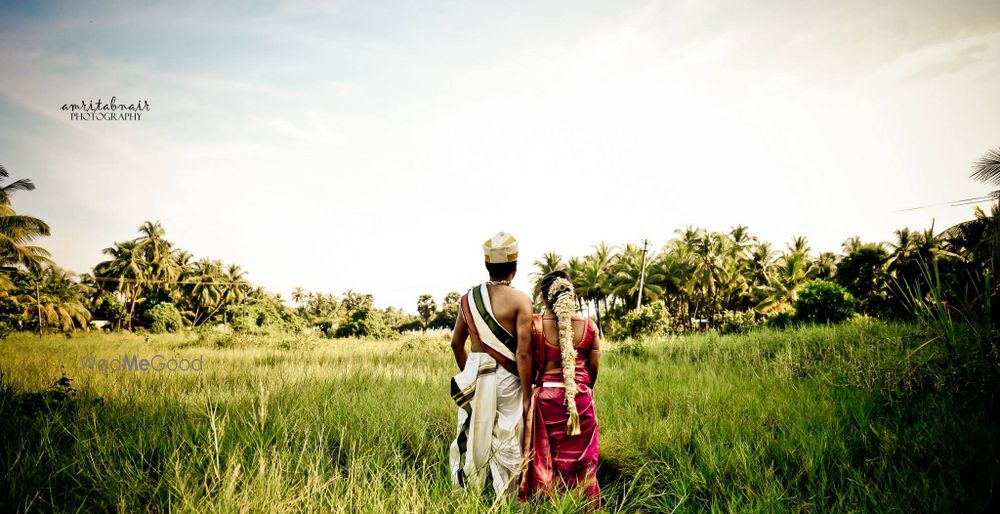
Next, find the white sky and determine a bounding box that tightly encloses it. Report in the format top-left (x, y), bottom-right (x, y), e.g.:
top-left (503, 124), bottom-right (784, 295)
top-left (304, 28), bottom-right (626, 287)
top-left (1, 0), bottom-right (999, 312)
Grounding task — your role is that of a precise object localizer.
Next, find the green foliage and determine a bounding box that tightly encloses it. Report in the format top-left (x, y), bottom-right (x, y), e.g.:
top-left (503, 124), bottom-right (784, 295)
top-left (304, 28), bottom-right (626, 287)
top-left (717, 309), bottom-right (759, 334)
top-left (794, 280), bottom-right (856, 324)
top-left (609, 301), bottom-right (672, 340)
top-left (613, 337), bottom-right (648, 358)
top-left (227, 297), bottom-right (303, 336)
top-left (334, 309), bottom-right (393, 339)
top-left (143, 302), bottom-right (183, 333)
top-left (93, 293), bottom-right (126, 325)
top-left (395, 319), bottom-right (425, 333)
top-left (766, 309), bottom-right (796, 329)
top-left (836, 244), bottom-right (889, 315)
top-left (416, 294), bottom-right (436, 328)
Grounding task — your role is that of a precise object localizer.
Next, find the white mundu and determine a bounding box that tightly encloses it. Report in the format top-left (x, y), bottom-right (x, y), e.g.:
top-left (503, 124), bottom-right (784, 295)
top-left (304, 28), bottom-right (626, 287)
top-left (449, 282), bottom-right (524, 497)
top-left (448, 352), bottom-right (522, 496)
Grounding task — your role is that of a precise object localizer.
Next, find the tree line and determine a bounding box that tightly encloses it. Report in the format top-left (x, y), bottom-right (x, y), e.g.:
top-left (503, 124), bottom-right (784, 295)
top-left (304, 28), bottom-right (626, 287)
top-left (1, 147), bottom-right (997, 338)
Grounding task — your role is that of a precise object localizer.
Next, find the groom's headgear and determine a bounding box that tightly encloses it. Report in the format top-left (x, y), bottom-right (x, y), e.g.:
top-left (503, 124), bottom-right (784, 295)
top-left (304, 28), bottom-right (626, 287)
top-left (483, 232), bottom-right (518, 263)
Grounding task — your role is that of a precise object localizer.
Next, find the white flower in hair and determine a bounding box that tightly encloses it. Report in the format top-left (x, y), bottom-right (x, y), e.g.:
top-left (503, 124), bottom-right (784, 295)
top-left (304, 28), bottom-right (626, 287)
top-left (547, 276), bottom-right (581, 436)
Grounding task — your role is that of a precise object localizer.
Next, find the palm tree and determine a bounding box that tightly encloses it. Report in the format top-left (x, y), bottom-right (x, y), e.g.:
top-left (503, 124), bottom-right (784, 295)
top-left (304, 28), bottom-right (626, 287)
top-left (586, 243), bottom-right (615, 326)
top-left (811, 252), bottom-right (839, 280)
top-left (757, 250), bottom-right (810, 313)
top-left (417, 294), bottom-right (436, 329)
top-left (971, 147), bottom-right (1000, 193)
top-left (94, 240), bottom-right (148, 329)
top-left (689, 231), bottom-right (726, 324)
top-left (842, 236), bottom-right (864, 254)
top-left (136, 221), bottom-right (178, 282)
top-left (787, 235), bottom-right (810, 256)
top-left (650, 249), bottom-right (693, 326)
top-left (182, 258), bottom-right (224, 325)
top-left (609, 244), bottom-right (664, 310)
top-left (747, 241), bottom-right (775, 286)
top-left (0, 164), bottom-right (52, 285)
top-left (573, 256), bottom-right (604, 321)
top-left (567, 257), bottom-right (588, 312)
top-left (531, 252), bottom-right (565, 303)
top-left (4, 266), bottom-right (92, 332)
top-left (0, 163), bottom-right (37, 205)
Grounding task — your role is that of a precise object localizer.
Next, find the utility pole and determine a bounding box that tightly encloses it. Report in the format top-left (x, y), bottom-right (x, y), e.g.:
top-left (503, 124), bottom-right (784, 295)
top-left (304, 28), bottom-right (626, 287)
top-left (35, 279), bottom-right (43, 339)
top-left (636, 239), bottom-right (650, 310)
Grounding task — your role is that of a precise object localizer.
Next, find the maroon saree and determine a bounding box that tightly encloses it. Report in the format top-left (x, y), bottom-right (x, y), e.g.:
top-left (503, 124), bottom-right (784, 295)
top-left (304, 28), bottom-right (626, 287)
top-left (519, 316), bottom-right (600, 506)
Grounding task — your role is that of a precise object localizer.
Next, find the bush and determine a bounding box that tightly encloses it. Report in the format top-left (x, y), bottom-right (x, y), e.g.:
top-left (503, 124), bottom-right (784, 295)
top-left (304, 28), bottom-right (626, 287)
top-left (93, 293), bottom-right (126, 326)
top-left (334, 309), bottom-right (393, 339)
top-left (395, 319), bottom-right (425, 333)
top-left (794, 280), bottom-right (856, 324)
top-left (766, 309), bottom-right (796, 329)
top-left (718, 309), bottom-right (759, 334)
top-left (144, 302), bottom-right (183, 333)
top-left (610, 301), bottom-right (672, 340)
top-left (228, 298), bottom-right (303, 335)
top-left (614, 338), bottom-right (649, 357)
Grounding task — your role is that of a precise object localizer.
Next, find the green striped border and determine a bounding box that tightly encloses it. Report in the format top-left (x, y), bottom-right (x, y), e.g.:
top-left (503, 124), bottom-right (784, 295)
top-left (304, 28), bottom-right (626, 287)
top-left (471, 285), bottom-right (517, 355)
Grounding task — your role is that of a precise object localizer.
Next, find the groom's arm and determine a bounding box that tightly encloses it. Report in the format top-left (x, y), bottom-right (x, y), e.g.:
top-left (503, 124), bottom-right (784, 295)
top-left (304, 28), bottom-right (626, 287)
top-left (515, 294), bottom-right (534, 416)
top-left (451, 312), bottom-right (469, 370)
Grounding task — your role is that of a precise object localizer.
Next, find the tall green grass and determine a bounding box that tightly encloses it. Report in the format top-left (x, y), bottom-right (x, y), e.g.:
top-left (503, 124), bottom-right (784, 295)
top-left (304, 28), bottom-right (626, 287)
top-left (1, 321), bottom-right (996, 513)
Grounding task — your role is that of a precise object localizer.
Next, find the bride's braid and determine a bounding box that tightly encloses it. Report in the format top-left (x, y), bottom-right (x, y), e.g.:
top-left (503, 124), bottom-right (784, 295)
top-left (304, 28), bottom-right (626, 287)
top-left (542, 273), bottom-right (582, 436)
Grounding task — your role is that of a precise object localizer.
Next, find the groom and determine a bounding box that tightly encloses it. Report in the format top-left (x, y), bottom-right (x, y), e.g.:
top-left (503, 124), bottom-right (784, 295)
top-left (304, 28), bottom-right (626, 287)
top-left (448, 231), bottom-right (534, 497)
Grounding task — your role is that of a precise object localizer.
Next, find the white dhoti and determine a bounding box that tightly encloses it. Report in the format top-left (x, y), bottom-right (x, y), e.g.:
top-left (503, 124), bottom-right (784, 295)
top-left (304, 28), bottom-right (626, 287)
top-left (449, 352), bottom-right (523, 497)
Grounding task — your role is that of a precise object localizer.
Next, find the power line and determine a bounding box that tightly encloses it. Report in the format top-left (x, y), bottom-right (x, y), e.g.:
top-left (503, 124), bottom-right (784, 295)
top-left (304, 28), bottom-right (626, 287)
top-left (897, 193), bottom-right (997, 212)
top-left (86, 276), bottom-right (252, 286)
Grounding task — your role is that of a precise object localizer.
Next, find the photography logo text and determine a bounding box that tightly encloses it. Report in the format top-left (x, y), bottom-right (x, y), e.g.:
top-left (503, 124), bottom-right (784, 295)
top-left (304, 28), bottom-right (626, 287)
top-left (80, 354), bottom-right (203, 372)
top-left (61, 96), bottom-right (150, 121)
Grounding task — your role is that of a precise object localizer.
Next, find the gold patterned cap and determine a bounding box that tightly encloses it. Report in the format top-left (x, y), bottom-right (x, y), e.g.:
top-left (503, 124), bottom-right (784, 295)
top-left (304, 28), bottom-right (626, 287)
top-left (483, 232), bottom-right (519, 264)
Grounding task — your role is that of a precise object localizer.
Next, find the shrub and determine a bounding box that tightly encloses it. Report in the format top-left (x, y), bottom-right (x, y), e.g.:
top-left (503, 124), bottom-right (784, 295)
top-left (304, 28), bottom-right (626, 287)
top-left (794, 280), bottom-right (856, 324)
top-left (334, 309), bottom-right (393, 339)
top-left (610, 301), bottom-right (672, 340)
top-left (395, 319), bottom-right (425, 333)
top-left (93, 293), bottom-right (126, 326)
top-left (144, 302), bottom-right (183, 333)
top-left (614, 338), bottom-right (649, 357)
top-left (766, 309), bottom-right (796, 329)
top-left (228, 298), bottom-right (303, 335)
top-left (718, 309), bottom-right (759, 334)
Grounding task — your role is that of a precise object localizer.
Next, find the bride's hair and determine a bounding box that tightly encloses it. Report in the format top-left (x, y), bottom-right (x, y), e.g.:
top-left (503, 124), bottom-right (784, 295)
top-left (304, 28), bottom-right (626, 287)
top-left (540, 270), bottom-right (582, 436)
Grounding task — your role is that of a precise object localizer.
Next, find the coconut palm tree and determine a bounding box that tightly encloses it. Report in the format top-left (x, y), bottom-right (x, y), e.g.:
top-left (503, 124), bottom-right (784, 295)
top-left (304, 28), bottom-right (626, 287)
top-left (5, 266), bottom-right (92, 332)
top-left (971, 147), bottom-right (1000, 193)
top-left (94, 240), bottom-right (148, 329)
top-left (609, 243), bottom-right (664, 309)
top-left (842, 236), bottom-right (864, 254)
top-left (811, 252), bottom-right (839, 281)
top-left (688, 231), bottom-right (726, 323)
top-left (756, 250), bottom-right (810, 313)
top-left (586, 243), bottom-right (615, 325)
top-left (181, 258), bottom-right (224, 325)
top-left (0, 164), bottom-right (52, 286)
top-left (531, 251), bottom-right (565, 303)
top-left (136, 221), bottom-right (178, 282)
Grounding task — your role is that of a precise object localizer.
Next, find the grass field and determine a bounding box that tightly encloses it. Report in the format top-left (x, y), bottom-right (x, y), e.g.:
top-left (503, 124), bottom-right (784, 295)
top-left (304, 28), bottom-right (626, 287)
top-left (1, 320), bottom-right (997, 513)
